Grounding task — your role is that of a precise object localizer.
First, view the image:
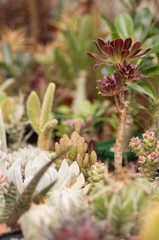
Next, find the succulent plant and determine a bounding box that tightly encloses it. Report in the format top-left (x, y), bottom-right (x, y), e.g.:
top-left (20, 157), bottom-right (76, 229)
top-left (19, 204), bottom-right (60, 240)
top-left (87, 36), bottom-right (150, 170)
top-left (27, 83), bottom-right (58, 150)
top-left (114, 60), bottom-right (146, 83)
top-left (0, 148), bottom-right (69, 228)
top-left (47, 187), bottom-right (89, 216)
top-left (88, 162), bottom-right (105, 185)
top-left (0, 145), bottom-right (86, 196)
top-left (1, 96), bottom-right (28, 150)
top-left (89, 175), bottom-right (154, 237)
top-left (87, 38), bottom-right (151, 68)
top-left (96, 72), bottom-right (127, 97)
top-left (130, 131), bottom-right (159, 180)
top-left (55, 123), bottom-right (97, 178)
top-left (45, 213), bottom-right (107, 240)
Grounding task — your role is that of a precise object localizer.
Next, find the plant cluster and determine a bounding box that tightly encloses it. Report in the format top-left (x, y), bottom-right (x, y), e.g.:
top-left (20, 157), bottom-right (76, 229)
top-left (130, 130), bottom-right (159, 180)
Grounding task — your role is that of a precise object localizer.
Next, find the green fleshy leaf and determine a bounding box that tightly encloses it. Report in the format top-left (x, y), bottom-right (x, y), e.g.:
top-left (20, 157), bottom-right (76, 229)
top-left (115, 13), bottom-right (134, 39)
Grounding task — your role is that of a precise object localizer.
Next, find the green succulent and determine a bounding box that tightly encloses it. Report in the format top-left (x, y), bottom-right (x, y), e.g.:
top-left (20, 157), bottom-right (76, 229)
top-left (55, 123), bottom-right (97, 178)
top-left (90, 175), bottom-right (156, 237)
top-left (88, 162), bottom-right (105, 186)
top-left (27, 83), bottom-right (58, 150)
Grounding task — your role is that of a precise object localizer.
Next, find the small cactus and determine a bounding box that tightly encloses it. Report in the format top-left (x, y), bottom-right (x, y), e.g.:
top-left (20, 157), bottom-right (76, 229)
top-left (55, 123), bottom-right (97, 178)
top-left (27, 83), bottom-right (58, 150)
top-left (130, 131), bottom-right (159, 180)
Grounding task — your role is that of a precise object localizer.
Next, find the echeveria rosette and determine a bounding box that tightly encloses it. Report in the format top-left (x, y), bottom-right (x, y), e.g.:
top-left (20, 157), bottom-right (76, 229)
top-left (87, 38), bottom-right (151, 68)
top-left (96, 72), bottom-right (127, 97)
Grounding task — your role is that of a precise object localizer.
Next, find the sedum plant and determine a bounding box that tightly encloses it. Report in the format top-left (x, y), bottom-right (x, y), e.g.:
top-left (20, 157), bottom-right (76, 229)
top-left (129, 130), bottom-right (159, 180)
top-left (27, 82), bottom-right (58, 150)
top-left (55, 123), bottom-right (97, 178)
top-left (87, 37), bottom-right (150, 170)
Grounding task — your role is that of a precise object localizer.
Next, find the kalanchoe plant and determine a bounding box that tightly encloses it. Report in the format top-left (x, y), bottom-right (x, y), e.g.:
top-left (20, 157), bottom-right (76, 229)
top-left (130, 130), bottom-right (159, 180)
top-left (87, 38), bottom-right (151, 170)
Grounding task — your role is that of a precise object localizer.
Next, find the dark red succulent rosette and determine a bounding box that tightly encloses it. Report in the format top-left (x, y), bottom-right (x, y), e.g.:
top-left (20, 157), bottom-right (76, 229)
top-left (87, 37), bottom-right (151, 68)
top-left (114, 60), bottom-right (146, 83)
top-left (96, 72), bottom-right (127, 97)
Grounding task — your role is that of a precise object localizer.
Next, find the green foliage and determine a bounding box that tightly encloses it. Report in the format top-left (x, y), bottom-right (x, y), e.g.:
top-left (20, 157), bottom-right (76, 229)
top-left (27, 83), bottom-right (58, 150)
top-left (128, 78), bottom-right (159, 132)
top-left (0, 41), bottom-right (31, 79)
top-left (55, 15), bottom-right (93, 82)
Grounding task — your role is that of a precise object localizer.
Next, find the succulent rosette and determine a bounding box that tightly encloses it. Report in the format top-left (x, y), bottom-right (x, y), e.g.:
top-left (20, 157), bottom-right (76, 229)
top-left (87, 38), bottom-right (151, 68)
top-left (114, 60), bottom-right (146, 83)
top-left (96, 72), bottom-right (127, 97)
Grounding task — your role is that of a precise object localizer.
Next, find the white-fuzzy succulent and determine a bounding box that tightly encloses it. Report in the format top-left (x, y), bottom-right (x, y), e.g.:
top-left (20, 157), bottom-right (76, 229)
top-left (0, 146), bottom-right (86, 195)
top-left (19, 204), bottom-right (59, 240)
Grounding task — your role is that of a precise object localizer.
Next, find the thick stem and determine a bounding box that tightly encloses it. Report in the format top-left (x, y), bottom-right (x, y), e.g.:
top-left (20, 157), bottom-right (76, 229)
top-left (72, 70), bottom-right (87, 115)
top-left (114, 101), bottom-right (129, 170)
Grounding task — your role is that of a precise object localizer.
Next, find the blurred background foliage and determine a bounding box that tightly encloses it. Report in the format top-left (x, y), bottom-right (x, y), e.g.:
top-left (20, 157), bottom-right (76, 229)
top-left (0, 0), bottom-right (159, 148)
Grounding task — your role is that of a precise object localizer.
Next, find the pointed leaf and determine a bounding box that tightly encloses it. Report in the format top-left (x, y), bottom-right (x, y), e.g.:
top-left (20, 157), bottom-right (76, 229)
top-left (40, 83), bottom-right (55, 129)
top-left (101, 15), bottom-right (118, 33)
top-left (6, 147), bottom-right (71, 227)
top-left (26, 91), bottom-right (41, 134)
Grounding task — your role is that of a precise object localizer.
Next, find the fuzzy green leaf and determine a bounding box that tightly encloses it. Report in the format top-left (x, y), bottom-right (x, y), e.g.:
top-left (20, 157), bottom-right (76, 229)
top-left (42, 119), bottom-right (58, 137)
top-left (26, 91), bottom-right (41, 134)
top-left (40, 83), bottom-right (55, 129)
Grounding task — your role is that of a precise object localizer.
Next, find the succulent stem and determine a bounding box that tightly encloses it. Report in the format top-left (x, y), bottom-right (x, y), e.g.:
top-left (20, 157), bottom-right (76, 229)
top-left (114, 91), bottom-right (129, 170)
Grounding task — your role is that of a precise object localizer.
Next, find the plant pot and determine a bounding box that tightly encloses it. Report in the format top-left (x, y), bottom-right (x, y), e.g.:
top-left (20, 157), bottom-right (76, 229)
top-left (97, 133), bottom-right (142, 163)
top-left (0, 230), bottom-right (23, 240)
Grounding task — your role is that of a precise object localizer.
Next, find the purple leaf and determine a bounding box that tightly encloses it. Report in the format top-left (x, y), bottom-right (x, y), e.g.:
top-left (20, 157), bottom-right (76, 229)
top-left (124, 38), bottom-right (132, 50)
top-left (114, 38), bottom-right (124, 54)
top-left (104, 45), bottom-right (115, 59)
top-left (131, 41), bottom-right (141, 54)
top-left (98, 38), bottom-right (105, 49)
